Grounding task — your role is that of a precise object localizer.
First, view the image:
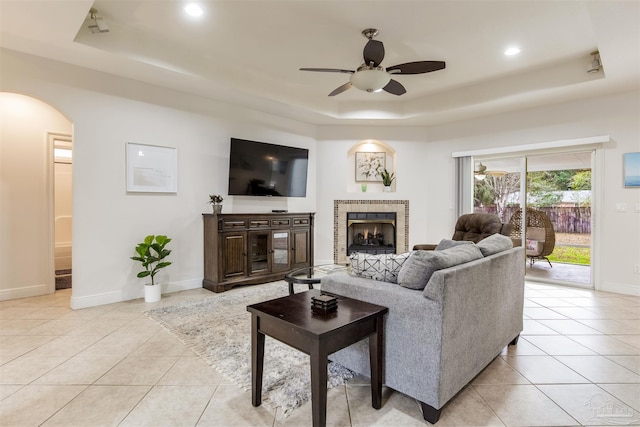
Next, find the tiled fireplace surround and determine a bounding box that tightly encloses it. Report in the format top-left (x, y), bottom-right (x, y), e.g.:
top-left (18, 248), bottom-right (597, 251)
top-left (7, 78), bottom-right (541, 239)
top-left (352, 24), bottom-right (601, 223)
top-left (334, 200), bottom-right (410, 265)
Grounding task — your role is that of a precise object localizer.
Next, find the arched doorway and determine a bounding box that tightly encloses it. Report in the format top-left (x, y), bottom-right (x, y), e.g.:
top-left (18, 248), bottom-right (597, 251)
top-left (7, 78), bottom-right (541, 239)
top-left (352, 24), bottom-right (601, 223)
top-left (0, 92), bottom-right (73, 300)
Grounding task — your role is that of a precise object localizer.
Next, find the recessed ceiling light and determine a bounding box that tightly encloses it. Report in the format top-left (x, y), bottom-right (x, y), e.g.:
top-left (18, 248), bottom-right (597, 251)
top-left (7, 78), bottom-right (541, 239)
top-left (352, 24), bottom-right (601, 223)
top-left (185, 3), bottom-right (203, 17)
top-left (504, 47), bottom-right (521, 56)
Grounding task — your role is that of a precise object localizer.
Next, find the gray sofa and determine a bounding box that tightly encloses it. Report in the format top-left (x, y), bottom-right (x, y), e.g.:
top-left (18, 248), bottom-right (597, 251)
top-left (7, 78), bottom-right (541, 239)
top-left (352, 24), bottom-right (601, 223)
top-left (321, 238), bottom-right (525, 423)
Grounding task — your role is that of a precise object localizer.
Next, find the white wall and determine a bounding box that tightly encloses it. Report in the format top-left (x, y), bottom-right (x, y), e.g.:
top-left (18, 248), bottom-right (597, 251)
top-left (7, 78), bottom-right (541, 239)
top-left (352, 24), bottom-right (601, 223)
top-left (0, 93), bottom-right (73, 299)
top-left (315, 125), bottom-right (494, 262)
top-left (427, 91), bottom-right (640, 295)
top-left (316, 90), bottom-right (640, 295)
top-left (1, 49), bottom-right (317, 308)
top-left (2, 47), bottom-right (638, 305)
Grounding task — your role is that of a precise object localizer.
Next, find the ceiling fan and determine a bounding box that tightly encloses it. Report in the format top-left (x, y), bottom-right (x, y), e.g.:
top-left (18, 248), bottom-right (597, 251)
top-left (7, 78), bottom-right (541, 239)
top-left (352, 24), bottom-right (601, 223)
top-left (475, 163), bottom-right (508, 180)
top-left (475, 163), bottom-right (488, 180)
top-left (300, 28), bottom-right (446, 96)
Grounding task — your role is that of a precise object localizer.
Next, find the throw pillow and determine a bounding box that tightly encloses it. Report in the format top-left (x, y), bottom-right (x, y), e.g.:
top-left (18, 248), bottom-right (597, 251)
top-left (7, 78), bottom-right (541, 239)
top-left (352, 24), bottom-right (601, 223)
top-left (435, 239), bottom-right (474, 251)
top-left (397, 245), bottom-right (484, 290)
top-left (475, 233), bottom-right (513, 257)
top-left (525, 239), bottom-right (543, 256)
top-left (527, 227), bottom-right (546, 242)
top-left (349, 252), bottom-right (410, 284)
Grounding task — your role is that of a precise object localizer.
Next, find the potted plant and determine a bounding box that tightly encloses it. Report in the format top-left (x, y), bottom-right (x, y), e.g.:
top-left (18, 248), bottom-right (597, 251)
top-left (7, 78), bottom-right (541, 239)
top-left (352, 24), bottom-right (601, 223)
top-left (209, 194), bottom-right (224, 214)
top-left (130, 235), bottom-right (172, 302)
top-left (380, 169), bottom-right (395, 192)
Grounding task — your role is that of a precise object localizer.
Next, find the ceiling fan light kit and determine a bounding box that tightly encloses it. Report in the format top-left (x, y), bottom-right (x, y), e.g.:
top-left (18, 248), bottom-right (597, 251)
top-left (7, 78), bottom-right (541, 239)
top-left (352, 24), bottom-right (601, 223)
top-left (474, 163), bottom-right (487, 180)
top-left (350, 67), bottom-right (391, 92)
top-left (300, 28), bottom-right (445, 97)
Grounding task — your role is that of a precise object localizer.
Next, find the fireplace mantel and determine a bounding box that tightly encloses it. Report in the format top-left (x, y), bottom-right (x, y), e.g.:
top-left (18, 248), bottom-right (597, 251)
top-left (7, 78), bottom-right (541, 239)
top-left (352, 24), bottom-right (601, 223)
top-left (334, 200), bottom-right (409, 264)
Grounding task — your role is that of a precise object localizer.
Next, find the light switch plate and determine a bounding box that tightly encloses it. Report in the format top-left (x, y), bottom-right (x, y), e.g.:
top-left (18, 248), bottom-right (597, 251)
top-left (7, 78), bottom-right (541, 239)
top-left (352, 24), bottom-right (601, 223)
top-left (615, 203), bottom-right (627, 212)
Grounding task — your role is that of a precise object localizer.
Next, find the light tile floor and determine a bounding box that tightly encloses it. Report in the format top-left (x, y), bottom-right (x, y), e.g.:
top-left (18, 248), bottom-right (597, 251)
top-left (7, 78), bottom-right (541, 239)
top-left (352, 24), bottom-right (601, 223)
top-left (0, 282), bottom-right (639, 426)
top-left (525, 262), bottom-right (591, 286)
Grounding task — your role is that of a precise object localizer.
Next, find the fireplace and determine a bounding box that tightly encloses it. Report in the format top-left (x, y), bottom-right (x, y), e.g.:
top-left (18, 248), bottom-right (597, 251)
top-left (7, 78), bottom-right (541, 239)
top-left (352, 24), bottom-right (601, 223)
top-left (347, 212), bottom-right (396, 255)
top-left (334, 200), bottom-right (409, 264)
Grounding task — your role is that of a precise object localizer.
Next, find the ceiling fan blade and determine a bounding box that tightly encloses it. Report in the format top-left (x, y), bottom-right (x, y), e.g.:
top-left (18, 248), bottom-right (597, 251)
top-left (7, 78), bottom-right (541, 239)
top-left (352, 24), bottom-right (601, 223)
top-left (328, 82), bottom-right (352, 96)
top-left (300, 68), bottom-right (354, 74)
top-left (363, 39), bottom-right (385, 67)
top-left (383, 79), bottom-right (406, 96)
top-left (386, 61), bottom-right (446, 75)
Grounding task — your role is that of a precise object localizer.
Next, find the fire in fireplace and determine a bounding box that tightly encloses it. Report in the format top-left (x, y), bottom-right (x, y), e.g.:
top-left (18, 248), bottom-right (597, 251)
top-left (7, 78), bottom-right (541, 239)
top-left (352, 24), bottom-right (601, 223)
top-left (347, 212), bottom-right (396, 255)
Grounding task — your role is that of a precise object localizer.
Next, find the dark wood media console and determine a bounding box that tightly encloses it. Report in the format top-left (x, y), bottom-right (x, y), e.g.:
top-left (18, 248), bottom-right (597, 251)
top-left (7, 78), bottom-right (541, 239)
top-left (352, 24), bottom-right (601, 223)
top-left (203, 212), bottom-right (315, 292)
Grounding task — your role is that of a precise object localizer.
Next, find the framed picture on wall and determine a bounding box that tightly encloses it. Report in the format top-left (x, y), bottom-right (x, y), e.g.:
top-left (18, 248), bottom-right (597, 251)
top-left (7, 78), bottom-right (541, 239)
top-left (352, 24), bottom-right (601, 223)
top-left (355, 152), bottom-right (386, 182)
top-left (126, 142), bottom-right (178, 193)
top-left (624, 152), bottom-right (640, 188)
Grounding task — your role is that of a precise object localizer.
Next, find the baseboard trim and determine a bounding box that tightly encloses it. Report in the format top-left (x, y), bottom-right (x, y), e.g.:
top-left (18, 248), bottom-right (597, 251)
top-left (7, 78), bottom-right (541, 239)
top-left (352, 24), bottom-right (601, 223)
top-left (0, 284), bottom-right (50, 301)
top-left (164, 278), bottom-right (202, 294)
top-left (70, 278), bottom-right (204, 309)
top-left (71, 290), bottom-right (122, 309)
top-left (599, 281), bottom-right (640, 296)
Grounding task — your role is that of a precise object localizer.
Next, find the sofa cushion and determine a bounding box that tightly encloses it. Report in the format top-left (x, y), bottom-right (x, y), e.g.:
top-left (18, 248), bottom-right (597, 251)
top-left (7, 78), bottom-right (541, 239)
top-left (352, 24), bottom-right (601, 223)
top-left (398, 245), bottom-right (484, 290)
top-left (435, 239), bottom-right (474, 251)
top-left (349, 252), bottom-right (410, 283)
top-left (475, 234), bottom-right (514, 257)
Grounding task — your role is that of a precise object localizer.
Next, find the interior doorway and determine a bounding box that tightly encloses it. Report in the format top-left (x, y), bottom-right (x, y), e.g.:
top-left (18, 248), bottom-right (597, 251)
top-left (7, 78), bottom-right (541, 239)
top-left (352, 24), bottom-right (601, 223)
top-left (473, 150), bottom-right (593, 288)
top-left (52, 134), bottom-right (73, 289)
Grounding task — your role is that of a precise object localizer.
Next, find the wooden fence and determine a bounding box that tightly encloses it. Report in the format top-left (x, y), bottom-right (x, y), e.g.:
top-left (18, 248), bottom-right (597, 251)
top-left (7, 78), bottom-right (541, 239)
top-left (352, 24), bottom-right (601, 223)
top-left (475, 206), bottom-right (591, 234)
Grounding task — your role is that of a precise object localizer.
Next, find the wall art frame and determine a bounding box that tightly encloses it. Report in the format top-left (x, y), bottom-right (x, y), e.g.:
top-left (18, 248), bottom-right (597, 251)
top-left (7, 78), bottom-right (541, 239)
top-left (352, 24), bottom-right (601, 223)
top-left (126, 142), bottom-right (178, 193)
top-left (624, 152), bottom-right (640, 188)
top-left (355, 152), bottom-right (386, 182)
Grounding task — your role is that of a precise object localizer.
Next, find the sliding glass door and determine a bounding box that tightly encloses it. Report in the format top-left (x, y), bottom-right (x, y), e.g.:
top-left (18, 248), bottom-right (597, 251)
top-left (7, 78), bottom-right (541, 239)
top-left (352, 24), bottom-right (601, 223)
top-left (473, 156), bottom-right (525, 225)
top-left (471, 151), bottom-right (593, 288)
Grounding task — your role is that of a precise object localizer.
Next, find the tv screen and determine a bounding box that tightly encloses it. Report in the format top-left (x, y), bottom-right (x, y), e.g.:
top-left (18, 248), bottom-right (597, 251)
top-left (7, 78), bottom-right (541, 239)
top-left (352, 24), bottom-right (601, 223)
top-left (228, 138), bottom-right (309, 197)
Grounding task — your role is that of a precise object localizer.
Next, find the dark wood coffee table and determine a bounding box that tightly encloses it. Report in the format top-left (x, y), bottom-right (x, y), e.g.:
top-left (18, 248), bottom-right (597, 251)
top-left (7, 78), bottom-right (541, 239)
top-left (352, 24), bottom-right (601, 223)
top-left (247, 289), bottom-right (388, 427)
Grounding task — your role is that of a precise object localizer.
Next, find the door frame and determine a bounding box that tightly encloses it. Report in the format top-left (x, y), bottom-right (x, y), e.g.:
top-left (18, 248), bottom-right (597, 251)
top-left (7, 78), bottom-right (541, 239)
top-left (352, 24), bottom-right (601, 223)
top-left (48, 132), bottom-right (73, 294)
top-left (453, 135), bottom-right (607, 290)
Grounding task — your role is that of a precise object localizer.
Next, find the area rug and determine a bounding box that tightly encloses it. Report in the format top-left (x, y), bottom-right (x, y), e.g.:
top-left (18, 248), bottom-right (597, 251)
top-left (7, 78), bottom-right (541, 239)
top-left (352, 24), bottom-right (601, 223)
top-left (146, 282), bottom-right (354, 416)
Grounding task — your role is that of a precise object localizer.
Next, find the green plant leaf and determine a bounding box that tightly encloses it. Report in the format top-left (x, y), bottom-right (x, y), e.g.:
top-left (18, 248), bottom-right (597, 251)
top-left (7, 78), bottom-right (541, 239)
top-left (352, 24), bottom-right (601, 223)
top-left (131, 235), bottom-right (172, 286)
top-left (135, 245), bottom-right (148, 257)
top-left (155, 235), bottom-right (170, 245)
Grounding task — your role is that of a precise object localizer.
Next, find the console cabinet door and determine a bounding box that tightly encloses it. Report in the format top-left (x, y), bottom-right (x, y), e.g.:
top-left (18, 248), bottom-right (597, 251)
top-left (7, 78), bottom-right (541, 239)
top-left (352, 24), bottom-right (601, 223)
top-left (222, 232), bottom-right (247, 280)
top-left (248, 230), bottom-right (270, 276)
top-left (271, 230), bottom-right (290, 273)
top-left (291, 228), bottom-right (310, 269)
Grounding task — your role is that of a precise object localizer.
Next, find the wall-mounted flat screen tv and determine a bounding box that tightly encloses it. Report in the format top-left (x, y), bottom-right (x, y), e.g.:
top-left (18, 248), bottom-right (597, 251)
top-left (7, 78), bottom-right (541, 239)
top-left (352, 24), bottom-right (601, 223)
top-left (227, 138), bottom-right (309, 197)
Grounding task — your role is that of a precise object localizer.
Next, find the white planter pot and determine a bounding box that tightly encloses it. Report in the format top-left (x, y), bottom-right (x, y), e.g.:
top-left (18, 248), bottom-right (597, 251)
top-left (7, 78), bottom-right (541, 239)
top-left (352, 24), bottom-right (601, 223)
top-left (384, 186), bottom-right (392, 192)
top-left (145, 284), bottom-right (162, 302)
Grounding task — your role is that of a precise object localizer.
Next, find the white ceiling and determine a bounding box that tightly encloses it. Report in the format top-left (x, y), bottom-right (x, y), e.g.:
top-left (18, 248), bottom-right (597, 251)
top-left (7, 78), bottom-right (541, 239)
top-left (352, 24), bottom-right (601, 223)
top-left (1, 0), bottom-right (638, 125)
